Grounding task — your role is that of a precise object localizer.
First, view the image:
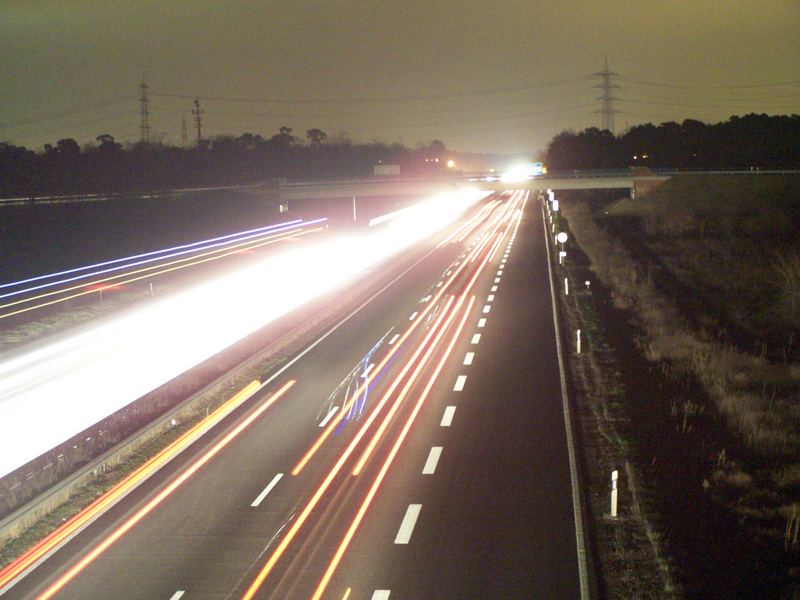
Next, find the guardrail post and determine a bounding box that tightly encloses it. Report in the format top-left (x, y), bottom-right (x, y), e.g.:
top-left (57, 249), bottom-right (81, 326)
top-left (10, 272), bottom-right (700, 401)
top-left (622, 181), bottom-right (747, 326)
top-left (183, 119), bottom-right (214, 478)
top-left (611, 469), bottom-right (619, 518)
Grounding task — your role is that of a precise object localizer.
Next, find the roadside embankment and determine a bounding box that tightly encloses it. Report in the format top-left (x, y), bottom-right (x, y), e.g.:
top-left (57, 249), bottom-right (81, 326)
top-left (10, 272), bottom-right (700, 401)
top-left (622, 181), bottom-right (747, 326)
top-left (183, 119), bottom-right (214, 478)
top-left (552, 174), bottom-right (800, 597)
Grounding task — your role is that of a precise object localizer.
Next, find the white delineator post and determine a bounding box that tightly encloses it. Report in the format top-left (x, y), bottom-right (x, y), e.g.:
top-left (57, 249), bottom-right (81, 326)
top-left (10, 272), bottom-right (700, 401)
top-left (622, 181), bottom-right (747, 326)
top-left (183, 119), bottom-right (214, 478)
top-left (611, 469), bottom-right (619, 518)
top-left (577, 329), bottom-right (581, 354)
top-left (352, 195), bottom-right (357, 221)
top-left (565, 277), bottom-right (569, 295)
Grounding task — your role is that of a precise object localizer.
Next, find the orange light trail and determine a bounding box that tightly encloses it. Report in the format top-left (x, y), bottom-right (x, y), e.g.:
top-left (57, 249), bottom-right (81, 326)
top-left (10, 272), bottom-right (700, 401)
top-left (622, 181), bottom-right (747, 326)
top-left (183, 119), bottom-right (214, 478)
top-left (244, 196), bottom-right (508, 595)
top-left (0, 377), bottom-right (261, 591)
top-left (351, 292), bottom-right (465, 475)
top-left (0, 226), bottom-right (318, 320)
top-left (241, 300), bottom-right (457, 600)
top-left (311, 295), bottom-right (476, 600)
top-left (32, 380), bottom-right (295, 600)
top-left (349, 198), bottom-right (523, 478)
top-left (290, 197), bottom-right (506, 476)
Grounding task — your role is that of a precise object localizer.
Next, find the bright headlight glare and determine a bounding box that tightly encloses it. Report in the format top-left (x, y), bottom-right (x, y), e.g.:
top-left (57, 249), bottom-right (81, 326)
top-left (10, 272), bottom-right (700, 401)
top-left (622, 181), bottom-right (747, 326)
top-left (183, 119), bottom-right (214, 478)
top-left (0, 189), bottom-right (490, 478)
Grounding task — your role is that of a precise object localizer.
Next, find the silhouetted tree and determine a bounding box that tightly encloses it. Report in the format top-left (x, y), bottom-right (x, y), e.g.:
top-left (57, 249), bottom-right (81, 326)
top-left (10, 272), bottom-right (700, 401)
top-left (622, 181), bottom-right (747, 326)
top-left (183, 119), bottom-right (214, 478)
top-left (306, 128), bottom-right (327, 147)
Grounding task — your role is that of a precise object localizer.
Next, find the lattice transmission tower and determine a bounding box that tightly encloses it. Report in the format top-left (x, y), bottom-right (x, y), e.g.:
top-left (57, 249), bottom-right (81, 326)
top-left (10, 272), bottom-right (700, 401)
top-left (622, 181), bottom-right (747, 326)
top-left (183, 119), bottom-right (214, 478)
top-left (139, 77), bottom-right (151, 144)
top-left (192, 98), bottom-right (204, 146)
top-left (181, 115), bottom-right (188, 148)
top-left (593, 57), bottom-right (620, 133)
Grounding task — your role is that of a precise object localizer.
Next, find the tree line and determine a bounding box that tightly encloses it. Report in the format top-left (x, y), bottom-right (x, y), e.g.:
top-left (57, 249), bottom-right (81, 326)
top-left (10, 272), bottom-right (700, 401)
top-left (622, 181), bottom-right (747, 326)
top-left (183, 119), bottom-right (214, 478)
top-left (545, 113), bottom-right (800, 172)
top-left (0, 128), bottom-right (449, 198)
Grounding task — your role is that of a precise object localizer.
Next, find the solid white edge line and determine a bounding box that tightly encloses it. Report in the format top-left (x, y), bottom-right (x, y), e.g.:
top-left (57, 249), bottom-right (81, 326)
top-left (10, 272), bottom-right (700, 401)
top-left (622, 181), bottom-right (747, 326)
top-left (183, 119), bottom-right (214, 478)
top-left (440, 406), bottom-right (456, 426)
top-left (541, 200), bottom-right (591, 599)
top-left (394, 504), bottom-right (422, 544)
top-left (422, 446), bottom-right (443, 474)
top-left (251, 473), bottom-right (284, 507)
top-left (371, 590), bottom-right (391, 600)
top-left (318, 405), bottom-right (339, 428)
top-left (453, 375), bottom-right (467, 391)
top-left (463, 352), bottom-right (474, 365)
top-left (361, 363), bottom-right (375, 378)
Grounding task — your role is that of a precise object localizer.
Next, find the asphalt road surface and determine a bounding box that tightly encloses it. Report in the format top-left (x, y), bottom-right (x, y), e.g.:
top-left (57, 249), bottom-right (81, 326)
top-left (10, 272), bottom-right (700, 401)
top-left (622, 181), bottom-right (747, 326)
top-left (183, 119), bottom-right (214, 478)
top-left (3, 191), bottom-right (583, 599)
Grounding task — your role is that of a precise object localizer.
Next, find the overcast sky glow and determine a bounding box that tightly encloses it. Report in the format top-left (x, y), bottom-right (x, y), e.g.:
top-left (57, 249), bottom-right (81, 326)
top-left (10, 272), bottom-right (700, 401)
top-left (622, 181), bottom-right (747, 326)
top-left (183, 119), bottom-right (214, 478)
top-left (1, 1), bottom-right (798, 155)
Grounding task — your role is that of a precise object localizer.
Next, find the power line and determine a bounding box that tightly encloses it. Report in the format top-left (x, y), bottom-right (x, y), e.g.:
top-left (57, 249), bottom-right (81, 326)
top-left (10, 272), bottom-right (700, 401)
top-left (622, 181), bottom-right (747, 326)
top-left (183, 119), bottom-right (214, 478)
top-left (620, 77), bottom-right (800, 90)
top-left (618, 97), bottom-right (800, 110)
top-left (149, 77), bottom-right (591, 106)
top-left (0, 96), bottom-right (133, 131)
top-left (4, 112), bottom-right (138, 146)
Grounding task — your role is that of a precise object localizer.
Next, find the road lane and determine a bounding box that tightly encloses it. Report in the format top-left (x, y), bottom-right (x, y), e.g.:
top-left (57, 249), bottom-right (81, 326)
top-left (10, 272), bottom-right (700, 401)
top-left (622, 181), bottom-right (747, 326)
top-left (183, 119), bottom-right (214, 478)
top-left (319, 193), bottom-right (583, 599)
top-left (4, 193), bottom-right (528, 599)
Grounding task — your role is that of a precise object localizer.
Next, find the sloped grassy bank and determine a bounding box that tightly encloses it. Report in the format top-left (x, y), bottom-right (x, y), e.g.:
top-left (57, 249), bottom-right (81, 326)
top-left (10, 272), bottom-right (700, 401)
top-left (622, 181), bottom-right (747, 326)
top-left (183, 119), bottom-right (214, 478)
top-left (557, 175), bottom-right (800, 597)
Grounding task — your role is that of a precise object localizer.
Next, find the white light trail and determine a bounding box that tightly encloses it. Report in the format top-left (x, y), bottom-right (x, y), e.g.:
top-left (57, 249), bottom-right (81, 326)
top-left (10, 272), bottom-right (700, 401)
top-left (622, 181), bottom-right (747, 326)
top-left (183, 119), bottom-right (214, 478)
top-left (0, 189), bottom-right (490, 478)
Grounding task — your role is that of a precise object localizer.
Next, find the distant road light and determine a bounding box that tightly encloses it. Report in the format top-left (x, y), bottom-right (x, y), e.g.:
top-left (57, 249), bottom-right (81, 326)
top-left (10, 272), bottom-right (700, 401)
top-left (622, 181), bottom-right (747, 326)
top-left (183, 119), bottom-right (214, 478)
top-left (446, 159), bottom-right (456, 169)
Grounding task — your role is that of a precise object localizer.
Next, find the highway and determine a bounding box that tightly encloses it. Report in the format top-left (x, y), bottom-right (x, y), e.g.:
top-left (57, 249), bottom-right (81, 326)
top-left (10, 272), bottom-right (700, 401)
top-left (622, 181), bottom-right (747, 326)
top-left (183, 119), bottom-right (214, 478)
top-left (1, 190), bottom-right (584, 599)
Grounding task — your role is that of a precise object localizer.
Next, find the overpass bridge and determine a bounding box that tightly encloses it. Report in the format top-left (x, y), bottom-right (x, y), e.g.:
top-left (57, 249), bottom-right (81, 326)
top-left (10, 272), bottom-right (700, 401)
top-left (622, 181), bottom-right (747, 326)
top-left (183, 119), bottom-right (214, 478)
top-left (278, 170), bottom-right (670, 203)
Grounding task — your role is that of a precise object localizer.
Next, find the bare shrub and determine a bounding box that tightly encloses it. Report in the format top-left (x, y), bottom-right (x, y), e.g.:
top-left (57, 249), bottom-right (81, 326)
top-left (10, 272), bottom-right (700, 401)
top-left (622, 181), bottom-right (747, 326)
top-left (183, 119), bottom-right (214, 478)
top-left (561, 199), bottom-right (800, 456)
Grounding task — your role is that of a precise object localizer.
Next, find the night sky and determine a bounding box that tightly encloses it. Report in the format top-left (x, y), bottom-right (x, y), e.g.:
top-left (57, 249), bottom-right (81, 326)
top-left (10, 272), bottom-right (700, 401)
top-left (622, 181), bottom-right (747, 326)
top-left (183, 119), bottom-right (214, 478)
top-left (2, 1), bottom-right (798, 155)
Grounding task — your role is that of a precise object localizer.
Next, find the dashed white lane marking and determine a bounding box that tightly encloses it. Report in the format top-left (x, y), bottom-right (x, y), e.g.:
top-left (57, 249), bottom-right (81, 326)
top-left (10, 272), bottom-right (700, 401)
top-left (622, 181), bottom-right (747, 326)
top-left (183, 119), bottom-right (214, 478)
top-left (497, 269), bottom-right (503, 276)
top-left (441, 406), bottom-right (456, 426)
top-left (319, 406), bottom-right (339, 427)
top-left (471, 333), bottom-right (481, 344)
top-left (453, 375), bottom-right (467, 391)
top-left (501, 259), bottom-right (507, 264)
top-left (421, 295), bottom-right (431, 302)
top-left (491, 285), bottom-right (498, 292)
top-left (169, 591), bottom-right (185, 600)
top-left (389, 333), bottom-right (400, 345)
top-left (487, 294), bottom-right (495, 302)
top-left (494, 277), bottom-right (501, 283)
top-left (409, 311), bottom-right (418, 320)
top-left (482, 305), bottom-right (491, 314)
top-left (361, 363), bottom-right (375, 378)
top-left (437, 281), bottom-right (443, 287)
top-left (478, 318), bottom-right (486, 327)
top-left (422, 447), bottom-right (443, 474)
top-left (251, 473), bottom-right (283, 507)
top-left (371, 591), bottom-right (391, 600)
top-left (463, 352), bottom-right (475, 365)
top-left (394, 504), bottom-right (422, 544)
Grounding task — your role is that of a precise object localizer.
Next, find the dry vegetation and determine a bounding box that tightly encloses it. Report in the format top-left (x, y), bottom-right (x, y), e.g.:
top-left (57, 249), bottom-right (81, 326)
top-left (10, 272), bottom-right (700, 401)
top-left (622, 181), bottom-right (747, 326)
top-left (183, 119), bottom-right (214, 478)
top-left (560, 175), bottom-right (800, 595)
